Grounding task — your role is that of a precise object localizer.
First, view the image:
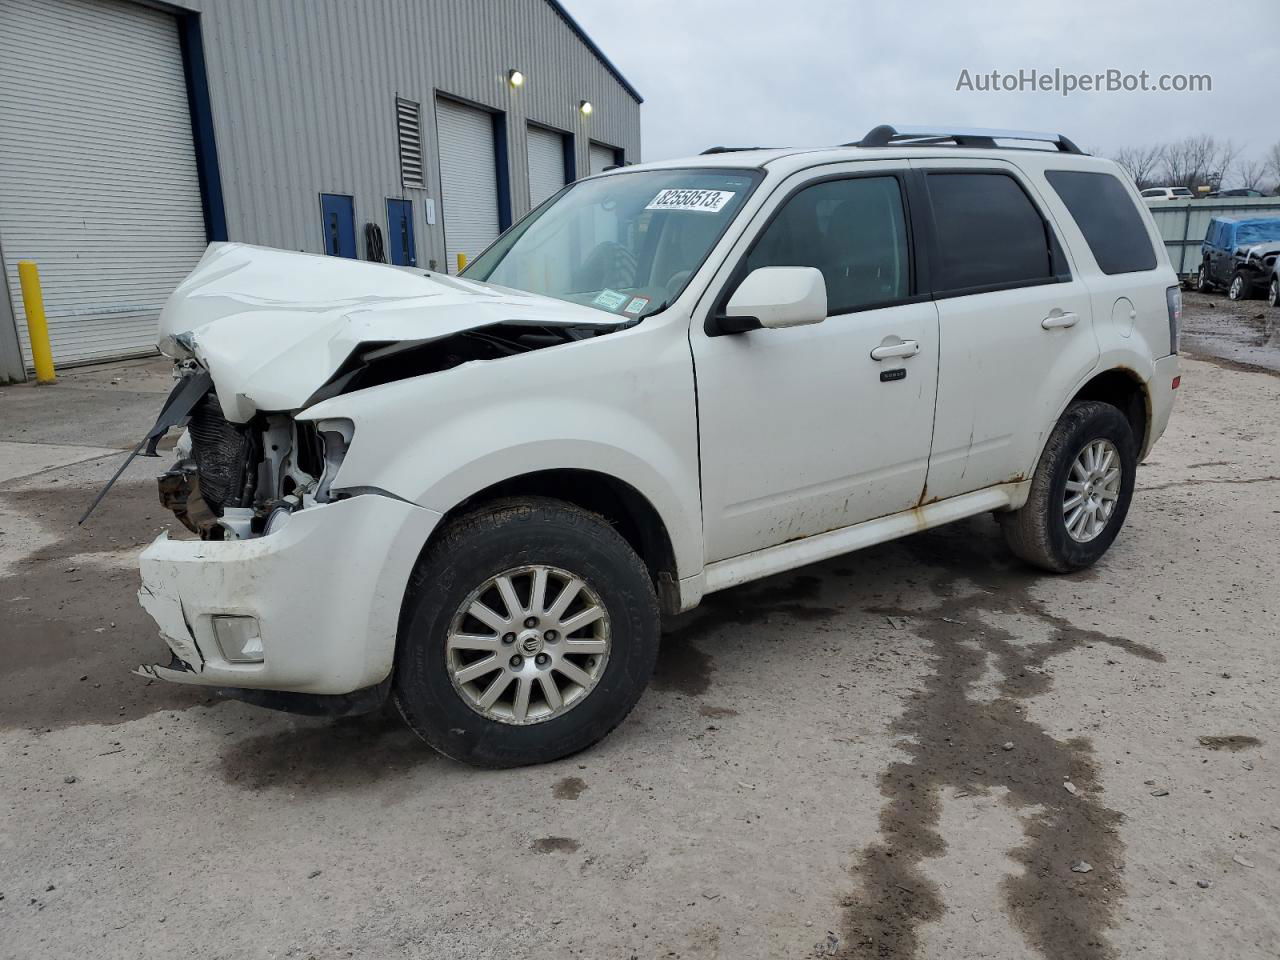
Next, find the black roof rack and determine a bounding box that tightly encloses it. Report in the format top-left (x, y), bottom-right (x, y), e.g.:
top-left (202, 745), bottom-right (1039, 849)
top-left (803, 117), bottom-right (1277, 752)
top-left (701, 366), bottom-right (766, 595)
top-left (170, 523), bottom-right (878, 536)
top-left (848, 124), bottom-right (1085, 155)
top-left (700, 146), bottom-right (776, 155)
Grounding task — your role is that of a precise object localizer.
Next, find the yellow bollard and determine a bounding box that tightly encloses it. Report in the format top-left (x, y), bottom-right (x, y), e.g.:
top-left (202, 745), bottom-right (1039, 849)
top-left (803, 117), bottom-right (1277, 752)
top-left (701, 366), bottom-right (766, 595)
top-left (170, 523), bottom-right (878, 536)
top-left (456, 252), bottom-right (467, 273)
top-left (17, 261), bottom-right (56, 384)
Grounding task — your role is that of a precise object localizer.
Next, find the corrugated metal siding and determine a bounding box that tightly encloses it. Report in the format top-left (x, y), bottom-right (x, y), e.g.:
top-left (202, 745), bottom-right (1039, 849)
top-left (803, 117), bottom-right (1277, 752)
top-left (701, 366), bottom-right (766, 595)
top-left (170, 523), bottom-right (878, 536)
top-left (0, 0), bottom-right (208, 366)
top-left (526, 125), bottom-right (566, 208)
top-left (436, 98), bottom-right (501, 272)
top-left (184, 0), bottom-right (641, 272)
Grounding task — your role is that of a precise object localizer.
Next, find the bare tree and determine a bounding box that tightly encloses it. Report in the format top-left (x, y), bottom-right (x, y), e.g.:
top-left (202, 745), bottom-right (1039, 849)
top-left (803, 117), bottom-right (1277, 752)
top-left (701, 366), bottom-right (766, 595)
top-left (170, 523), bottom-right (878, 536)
top-left (1112, 144), bottom-right (1163, 189)
top-left (1159, 135), bottom-right (1240, 192)
top-left (1265, 142), bottom-right (1280, 194)
top-left (1231, 158), bottom-right (1268, 192)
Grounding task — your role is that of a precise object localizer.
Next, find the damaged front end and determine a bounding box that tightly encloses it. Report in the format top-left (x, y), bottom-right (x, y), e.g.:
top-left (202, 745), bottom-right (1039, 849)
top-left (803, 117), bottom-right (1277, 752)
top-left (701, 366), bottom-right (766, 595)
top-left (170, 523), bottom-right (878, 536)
top-left (153, 319), bottom-right (608, 541)
top-left (116, 242), bottom-right (631, 702)
top-left (157, 385), bottom-right (347, 542)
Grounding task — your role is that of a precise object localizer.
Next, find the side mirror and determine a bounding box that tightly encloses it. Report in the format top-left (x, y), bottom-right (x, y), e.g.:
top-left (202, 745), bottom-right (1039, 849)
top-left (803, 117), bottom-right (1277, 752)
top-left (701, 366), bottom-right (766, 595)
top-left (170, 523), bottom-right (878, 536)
top-left (719, 266), bottom-right (827, 333)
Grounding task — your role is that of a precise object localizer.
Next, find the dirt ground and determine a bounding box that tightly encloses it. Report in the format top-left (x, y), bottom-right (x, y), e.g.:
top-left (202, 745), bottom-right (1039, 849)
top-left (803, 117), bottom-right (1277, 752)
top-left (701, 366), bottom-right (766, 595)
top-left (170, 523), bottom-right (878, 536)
top-left (1, 315), bottom-right (1278, 959)
top-left (1181, 288), bottom-right (1280, 375)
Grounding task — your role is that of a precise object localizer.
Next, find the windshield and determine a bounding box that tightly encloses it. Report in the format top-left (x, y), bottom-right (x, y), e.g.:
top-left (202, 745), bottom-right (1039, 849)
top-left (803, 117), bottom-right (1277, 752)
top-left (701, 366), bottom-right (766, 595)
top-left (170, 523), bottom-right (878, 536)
top-left (1237, 220), bottom-right (1280, 245)
top-left (465, 168), bottom-right (761, 320)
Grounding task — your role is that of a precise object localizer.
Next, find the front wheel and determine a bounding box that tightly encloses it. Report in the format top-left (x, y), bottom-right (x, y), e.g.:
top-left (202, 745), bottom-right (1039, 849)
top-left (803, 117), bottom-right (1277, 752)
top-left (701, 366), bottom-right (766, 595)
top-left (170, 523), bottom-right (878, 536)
top-left (1228, 271), bottom-right (1250, 301)
top-left (1269, 276), bottom-right (1279, 308)
top-left (393, 497), bottom-right (660, 767)
top-left (999, 401), bottom-right (1137, 573)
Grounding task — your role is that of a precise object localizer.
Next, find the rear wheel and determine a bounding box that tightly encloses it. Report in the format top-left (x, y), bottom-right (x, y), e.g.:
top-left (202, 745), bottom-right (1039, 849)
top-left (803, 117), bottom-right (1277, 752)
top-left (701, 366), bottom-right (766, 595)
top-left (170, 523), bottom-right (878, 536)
top-left (393, 496), bottom-right (660, 767)
top-left (1000, 401), bottom-right (1137, 573)
top-left (1228, 271), bottom-right (1250, 301)
top-left (1196, 263), bottom-right (1213, 292)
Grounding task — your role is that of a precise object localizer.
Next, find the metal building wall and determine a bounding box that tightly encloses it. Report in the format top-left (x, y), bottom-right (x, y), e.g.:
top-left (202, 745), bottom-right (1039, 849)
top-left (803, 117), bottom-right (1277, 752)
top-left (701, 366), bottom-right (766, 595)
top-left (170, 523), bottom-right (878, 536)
top-left (183, 0), bottom-right (642, 271)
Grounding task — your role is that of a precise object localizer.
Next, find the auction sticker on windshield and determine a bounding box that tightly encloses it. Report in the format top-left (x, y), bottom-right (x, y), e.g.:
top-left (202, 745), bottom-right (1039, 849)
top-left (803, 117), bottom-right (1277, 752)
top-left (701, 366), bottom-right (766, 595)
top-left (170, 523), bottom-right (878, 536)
top-left (592, 289), bottom-right (630, 310)
top-left (646, 188), bottom-right (736, 213)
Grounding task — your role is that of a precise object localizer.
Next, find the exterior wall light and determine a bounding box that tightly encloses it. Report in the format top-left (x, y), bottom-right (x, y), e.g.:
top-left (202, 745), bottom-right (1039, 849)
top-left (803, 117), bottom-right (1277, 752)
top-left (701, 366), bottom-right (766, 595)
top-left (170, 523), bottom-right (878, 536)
top-left (579, 100), bottom-right (593, 116)
top-left (508, 69), bottom-right (525, 88)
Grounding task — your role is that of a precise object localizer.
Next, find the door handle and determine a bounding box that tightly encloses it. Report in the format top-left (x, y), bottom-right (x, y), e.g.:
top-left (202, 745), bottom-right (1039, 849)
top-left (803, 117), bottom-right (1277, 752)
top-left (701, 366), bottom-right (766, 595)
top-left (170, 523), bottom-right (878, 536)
top-left (1041, 311), bottom-right (1079, 329)
top-left (870, 339), bottom-right (920, 361)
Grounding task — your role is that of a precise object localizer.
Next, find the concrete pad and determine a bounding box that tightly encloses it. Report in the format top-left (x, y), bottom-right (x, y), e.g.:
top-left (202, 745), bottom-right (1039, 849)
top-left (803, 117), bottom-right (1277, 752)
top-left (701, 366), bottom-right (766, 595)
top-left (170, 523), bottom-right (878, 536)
top-left (2, 353), bottom-right (1279, 960)
top-left (0, 355), bottom-right (172, 449)
top-left (0, 440), bottom-right (122, 483)
top-left (56, 356), bottom-right (174, 394)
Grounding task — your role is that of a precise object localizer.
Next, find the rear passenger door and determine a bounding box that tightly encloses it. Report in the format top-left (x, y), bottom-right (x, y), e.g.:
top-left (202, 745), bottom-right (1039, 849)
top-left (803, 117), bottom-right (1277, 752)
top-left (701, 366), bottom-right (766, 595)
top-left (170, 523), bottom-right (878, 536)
top-left (910, 159), bottom-right (1098, 500)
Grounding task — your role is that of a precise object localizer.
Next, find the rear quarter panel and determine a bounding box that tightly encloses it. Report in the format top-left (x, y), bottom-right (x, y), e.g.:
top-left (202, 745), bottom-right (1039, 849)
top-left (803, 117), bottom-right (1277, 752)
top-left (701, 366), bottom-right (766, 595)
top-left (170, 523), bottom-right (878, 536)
top-left (1011, 154), bottom-right (1178, 459)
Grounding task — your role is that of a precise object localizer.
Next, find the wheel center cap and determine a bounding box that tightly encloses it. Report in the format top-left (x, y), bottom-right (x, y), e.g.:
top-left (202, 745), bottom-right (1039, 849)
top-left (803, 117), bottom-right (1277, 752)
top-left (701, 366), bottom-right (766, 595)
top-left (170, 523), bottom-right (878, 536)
top-left (519, 632), bottom-right (543, 655)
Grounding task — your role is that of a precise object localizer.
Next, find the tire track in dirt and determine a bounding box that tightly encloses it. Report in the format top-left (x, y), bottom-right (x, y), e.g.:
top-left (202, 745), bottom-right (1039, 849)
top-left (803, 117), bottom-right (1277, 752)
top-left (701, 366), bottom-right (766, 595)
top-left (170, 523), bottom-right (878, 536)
top-left (839, 525), bottom-right (1164, 960)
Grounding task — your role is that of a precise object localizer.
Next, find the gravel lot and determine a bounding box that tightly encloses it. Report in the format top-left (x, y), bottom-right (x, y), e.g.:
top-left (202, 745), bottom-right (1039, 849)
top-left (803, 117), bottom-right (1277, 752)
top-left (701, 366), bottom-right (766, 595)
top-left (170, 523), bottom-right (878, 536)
top-left (1, 317), bottom-right (1277, 959)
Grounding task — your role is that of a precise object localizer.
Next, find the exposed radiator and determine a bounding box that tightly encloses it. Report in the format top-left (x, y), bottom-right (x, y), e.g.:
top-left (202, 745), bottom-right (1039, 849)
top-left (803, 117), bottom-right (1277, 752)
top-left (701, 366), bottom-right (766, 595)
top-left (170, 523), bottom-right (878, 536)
top-left (187, 393), bottom-right (252, 514)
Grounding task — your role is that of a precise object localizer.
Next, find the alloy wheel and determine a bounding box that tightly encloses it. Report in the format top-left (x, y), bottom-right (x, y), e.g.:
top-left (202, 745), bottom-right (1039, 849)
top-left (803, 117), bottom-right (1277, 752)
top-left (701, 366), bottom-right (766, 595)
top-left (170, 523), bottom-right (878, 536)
top-left (1063, 439), bottom-right (1122, 543)
top-left (446, 565), bottom-right (611, 725)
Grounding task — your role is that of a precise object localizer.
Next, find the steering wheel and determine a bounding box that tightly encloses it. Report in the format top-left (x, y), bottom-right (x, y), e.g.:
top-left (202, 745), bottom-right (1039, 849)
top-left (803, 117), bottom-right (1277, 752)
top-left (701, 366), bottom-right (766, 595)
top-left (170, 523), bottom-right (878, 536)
top-left (665, 270), bottom-right (693, 300)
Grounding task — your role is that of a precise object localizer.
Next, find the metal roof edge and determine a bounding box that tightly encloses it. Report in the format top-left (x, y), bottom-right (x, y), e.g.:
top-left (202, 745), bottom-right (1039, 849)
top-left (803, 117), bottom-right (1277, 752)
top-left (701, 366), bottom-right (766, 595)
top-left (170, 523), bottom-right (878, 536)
top-left (543, 0), bottom-right (644, 104)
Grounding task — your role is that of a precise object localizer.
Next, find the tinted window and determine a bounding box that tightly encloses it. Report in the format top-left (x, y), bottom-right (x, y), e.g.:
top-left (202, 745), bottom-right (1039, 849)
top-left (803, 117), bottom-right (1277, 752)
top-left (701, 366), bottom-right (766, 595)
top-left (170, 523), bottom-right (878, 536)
top-left (1045, 170), bottom-right (1157, 275)
top-left (746, 176), bottom-right (910, 313)
top-left (926, 173), bottom-right (1059, 292)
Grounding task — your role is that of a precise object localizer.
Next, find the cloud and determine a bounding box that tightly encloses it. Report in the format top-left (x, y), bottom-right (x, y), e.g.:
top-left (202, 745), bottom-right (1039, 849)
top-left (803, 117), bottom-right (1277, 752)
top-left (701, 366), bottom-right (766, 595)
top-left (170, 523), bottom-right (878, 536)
top-left (566, 0), bottom-right (1276, 167)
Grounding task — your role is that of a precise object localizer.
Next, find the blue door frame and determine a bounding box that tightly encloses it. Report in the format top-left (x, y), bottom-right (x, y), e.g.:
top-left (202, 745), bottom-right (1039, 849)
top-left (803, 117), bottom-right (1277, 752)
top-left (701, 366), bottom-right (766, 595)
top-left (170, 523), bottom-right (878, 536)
top-left (320, 193), bottom-right (356, 258)
top-left (386, 199), bottom-right (416, 266)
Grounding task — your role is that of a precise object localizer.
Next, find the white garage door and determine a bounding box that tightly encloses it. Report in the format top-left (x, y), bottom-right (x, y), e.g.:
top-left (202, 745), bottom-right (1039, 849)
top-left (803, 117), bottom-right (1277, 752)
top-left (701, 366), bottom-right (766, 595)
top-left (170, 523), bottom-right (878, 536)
top-left (589, 143), bottom-right (619, 176)
top-left (436, 98), bottom-right (500, 274)
top-left (0, 0), bottom-right (208, 367)
top-left (526, 125), bottom-right (566, 210)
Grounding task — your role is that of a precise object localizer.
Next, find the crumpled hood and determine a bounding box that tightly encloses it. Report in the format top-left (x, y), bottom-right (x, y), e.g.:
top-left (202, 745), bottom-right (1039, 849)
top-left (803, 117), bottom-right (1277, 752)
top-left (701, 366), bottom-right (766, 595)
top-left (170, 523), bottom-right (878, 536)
top-left (159, 242), bottom-right (618, 421)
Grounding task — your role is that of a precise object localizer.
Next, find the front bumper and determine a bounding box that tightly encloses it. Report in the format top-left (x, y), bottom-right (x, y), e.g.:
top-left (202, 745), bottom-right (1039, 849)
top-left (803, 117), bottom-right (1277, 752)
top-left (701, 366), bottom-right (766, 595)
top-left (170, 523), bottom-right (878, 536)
top-left (137, 493), bottom-right (440, 695)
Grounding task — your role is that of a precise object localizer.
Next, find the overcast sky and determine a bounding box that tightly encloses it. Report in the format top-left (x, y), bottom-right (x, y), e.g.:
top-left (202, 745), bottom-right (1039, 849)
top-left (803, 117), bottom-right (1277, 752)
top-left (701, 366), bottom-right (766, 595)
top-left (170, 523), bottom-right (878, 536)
top-left (566, 0), bottom-right (1278, 171)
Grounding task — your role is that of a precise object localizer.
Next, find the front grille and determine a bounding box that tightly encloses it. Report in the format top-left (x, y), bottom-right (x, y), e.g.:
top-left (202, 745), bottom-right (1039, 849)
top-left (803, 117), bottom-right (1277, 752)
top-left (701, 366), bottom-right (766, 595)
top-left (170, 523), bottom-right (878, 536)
top-left (188, 393), bottom-right (252, 514)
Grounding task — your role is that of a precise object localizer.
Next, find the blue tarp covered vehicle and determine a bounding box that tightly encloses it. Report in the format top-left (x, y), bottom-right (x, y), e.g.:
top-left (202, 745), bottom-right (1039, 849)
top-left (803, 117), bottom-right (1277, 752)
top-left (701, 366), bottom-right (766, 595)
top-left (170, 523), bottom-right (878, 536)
top-left (1197, 216), bottom-right (1280, 299)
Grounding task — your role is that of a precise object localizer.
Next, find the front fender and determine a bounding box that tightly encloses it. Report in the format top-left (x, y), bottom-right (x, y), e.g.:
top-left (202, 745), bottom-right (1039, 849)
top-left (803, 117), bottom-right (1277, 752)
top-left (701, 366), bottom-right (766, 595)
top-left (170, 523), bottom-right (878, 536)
top-left (300, 319), bottom-right (704, 578)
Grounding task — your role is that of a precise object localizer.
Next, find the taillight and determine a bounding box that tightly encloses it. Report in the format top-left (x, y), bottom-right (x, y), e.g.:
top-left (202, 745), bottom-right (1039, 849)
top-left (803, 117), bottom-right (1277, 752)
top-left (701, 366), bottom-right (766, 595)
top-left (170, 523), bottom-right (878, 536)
top-left (1166, 286), bottom-right (1182, 354)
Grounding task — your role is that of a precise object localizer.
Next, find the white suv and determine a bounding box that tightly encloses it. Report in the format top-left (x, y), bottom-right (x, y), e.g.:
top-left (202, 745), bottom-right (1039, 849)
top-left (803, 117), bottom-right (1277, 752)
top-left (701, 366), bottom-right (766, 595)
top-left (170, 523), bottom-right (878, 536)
top-left (132, 124), bottom-right (1181, 767)
top-left (1140, 186), bottom-right (1194, 200)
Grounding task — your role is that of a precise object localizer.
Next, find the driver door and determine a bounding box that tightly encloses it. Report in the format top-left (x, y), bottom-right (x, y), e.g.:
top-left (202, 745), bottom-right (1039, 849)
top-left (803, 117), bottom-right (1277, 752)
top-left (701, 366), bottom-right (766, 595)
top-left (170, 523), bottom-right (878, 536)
top-left (691, 164), bottom-right (940, 563)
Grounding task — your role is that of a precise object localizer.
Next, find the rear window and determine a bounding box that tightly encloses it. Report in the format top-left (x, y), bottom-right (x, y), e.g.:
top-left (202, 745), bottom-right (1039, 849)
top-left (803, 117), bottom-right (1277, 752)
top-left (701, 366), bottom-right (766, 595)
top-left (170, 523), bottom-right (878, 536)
top-left (1045, 170), bottom-right (1157, 275)
top-left (926, 172), bottom-right (1063, 293)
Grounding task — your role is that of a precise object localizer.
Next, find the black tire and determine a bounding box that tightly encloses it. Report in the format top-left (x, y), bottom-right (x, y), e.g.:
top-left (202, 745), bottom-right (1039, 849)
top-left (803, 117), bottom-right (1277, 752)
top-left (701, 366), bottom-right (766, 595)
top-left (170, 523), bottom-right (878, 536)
top-left (1269, 276), bottom-right (1279, 308)
top-left (393, 496), bottom-right (660, 768)
top-left (1227, 270), bottom-right (1251, 301)
top-left (1196, 263), bottom-right (1214, 293)
top-left (999, 401), bottom-right (1137, 573)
